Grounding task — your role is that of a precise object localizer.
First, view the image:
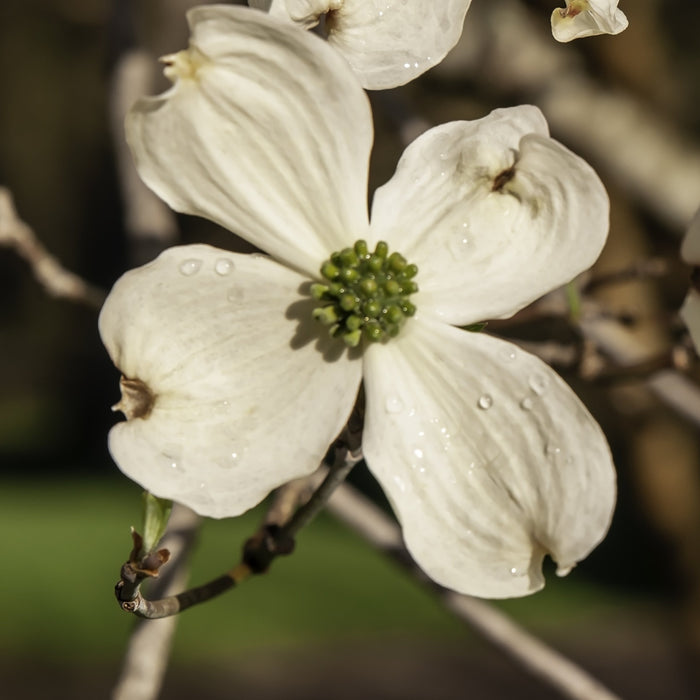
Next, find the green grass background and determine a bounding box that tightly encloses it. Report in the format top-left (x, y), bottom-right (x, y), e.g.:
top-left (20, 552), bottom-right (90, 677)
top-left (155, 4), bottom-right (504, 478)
top-left (0, 476), bottom-right (634, 665)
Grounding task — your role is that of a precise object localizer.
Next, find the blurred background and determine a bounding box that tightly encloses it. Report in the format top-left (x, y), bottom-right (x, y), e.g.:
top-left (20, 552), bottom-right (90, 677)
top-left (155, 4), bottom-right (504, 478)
top-left (1, 0), bottom-right (700, 697)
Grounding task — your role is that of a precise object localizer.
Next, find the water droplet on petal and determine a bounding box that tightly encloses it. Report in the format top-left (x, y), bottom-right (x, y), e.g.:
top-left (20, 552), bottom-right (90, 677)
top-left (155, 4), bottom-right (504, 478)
top-left (477, 394), bottom-right (493, 410)
top-left (545, 444), bottom-right (561, 457)
top-left (520, 397), bottom-right (533, 411)
top-left (385, 396), bottom-right (404, 414)
top-left (227, 287), bottom-right (245, 303)
top-left (528, 372), bottom-right (550, 395)
top-left (215, 258), bottom-right (234, 276)
top-left (168, 458), bottom-right (185, 473)
top-left (510, 567), bottom-right (520, 576)
top-left (499, 346), bottom-right (517, 363)
top-left (393, 475), bottom-right (407, 493)
top-left (179, 258), bottom-right (202, 276)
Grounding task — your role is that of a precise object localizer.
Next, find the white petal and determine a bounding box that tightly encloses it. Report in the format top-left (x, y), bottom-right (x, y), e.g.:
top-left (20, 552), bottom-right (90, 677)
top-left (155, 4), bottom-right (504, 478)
top-left (331, 0), bottom-right (473, 90)
top-left (126, 5), bottom-right (372, 278)
top-left (99, 244), bottom-right (362, 518)
top-left (681, 207), bottom-right (700, 264)
top-left (251, 0), bottom-right (472, 90)
top-left (369, 106), bottom-right (609, 326)
top-left (362, 316), bottom-right (615, 598)
top-left (551, 1), bottom-right (628, 43)
top-left (681, 290), bottom-right (700, 353)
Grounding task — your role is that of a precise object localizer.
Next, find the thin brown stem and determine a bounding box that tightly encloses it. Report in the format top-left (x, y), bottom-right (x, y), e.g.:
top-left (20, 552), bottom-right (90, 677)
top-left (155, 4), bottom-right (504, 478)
top-left (115, 434), bottom-right (362, 619)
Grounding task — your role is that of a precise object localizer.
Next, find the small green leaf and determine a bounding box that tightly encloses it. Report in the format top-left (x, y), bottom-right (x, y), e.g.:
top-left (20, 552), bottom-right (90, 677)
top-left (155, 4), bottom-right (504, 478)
top-left (462, 322), bottom-right (488, 333)
top-left (565, 281), bottom-right (581, 322)
top-left (141, 491), bottom-right (173, 554)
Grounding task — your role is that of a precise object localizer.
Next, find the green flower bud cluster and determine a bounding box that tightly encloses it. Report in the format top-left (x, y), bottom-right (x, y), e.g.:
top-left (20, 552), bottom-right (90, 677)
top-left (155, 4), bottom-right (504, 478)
top-left (310, 239), bottom-right (419, 348)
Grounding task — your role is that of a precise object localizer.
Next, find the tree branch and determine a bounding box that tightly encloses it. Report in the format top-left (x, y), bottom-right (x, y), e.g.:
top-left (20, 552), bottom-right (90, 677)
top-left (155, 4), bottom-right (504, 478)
top-left (326, 482), bottom-right (622, 700)
top-left (115, 434), bottom-right (363, 619)
top-left (0, 187), bottom-right (105, 309)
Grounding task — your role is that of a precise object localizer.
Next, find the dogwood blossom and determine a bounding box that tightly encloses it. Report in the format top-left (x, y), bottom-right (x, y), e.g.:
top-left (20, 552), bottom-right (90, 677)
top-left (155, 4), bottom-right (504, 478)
top-left (102, 5), bottom-right (616, 598)
top-left (680, 208), bottom-right (700, 351)
top-left (248, 0), bottom-right (472, 89)
top-left (551, 0), bottom-right (628, 42)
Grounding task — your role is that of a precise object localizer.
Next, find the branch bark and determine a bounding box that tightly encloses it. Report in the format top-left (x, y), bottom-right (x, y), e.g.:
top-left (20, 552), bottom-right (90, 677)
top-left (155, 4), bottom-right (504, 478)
top-left (327, 482), bottom-right (623, 700)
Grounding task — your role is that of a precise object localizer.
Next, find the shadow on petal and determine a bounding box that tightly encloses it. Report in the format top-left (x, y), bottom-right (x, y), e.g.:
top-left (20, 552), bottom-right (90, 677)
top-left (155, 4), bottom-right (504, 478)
top-left (286, 285), bottom-right (362, 364)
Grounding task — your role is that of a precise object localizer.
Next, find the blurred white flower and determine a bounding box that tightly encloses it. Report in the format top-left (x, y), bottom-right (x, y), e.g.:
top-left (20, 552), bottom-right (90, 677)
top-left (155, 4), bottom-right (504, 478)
top-left (551, 0), bottom-right (628, 42)
top-left (680, 208), bottom-right (700, 351)
top-left (248, 0), bottom-right (472, 89)
top-left (104, 5), bottom-right (616, 598)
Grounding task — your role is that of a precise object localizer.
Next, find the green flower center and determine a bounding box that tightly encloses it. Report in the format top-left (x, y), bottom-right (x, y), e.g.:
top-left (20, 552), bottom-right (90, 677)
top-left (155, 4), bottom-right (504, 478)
top-left (310, 240), bottom-right (419, 348)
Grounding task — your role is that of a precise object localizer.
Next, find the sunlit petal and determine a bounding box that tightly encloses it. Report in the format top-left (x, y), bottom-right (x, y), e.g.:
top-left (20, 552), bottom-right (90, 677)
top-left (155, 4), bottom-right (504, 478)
top-left (250, 0), bottom-right (472, 89)
top-left (362, 316), bottom-right (615, 598)
top-left (99, 245), bottom-right (362, 518)
top-left (126, 5), bottom-right (372, 278)
top-left (369, 106), bottom-right (609, 326)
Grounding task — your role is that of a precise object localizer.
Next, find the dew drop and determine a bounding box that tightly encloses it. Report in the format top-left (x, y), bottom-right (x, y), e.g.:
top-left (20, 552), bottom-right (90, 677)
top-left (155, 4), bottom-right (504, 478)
top-left (168, 459), bottom-right (185, 474)
top-left (215, 258), bottom-right (234, 276)
top-left (227, 287), bottom-right (245, 303)
top-left (393, 475), bottom-right (407, 493)
top-left (528, 372), bottom-right (550, 395)
top-left (477, 394), bottom-right (493, 410)
top-left (499, 347), bottom-right (517, 363)
top-left (510, 567), bottom-right (520, 576)
top-left (520, 397), bottom-right (533, 411)
top-left (545, 444), bottom-right (561, 457)
top-left (179, 258), bottom-right (202, 276)
top-left (413, 447), bottom-right (424, 460)
top-left (385, 396), bottom-right (404, 414)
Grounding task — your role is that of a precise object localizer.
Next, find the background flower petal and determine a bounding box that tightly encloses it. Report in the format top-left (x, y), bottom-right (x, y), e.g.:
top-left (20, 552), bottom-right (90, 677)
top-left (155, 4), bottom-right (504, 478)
top-left (551, 1), bottom-right (628, 43)
top-left (126, 5), bottom-right (372, 278)
top-left (369, 106), bottom-right (609, 326)
top-left (362, 316), bottom-right (616, 598)
top-left (99, 244), bottom-right (362, 518)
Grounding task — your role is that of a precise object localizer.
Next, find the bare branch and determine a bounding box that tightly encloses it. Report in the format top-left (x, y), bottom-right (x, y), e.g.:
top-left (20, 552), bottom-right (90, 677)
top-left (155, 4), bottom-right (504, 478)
top-left (109, 51), bottom-right (177, 253)
top-left (0, 187), bottom-right (105, 309)
top-left (327, 483), bottom-right (622, 700)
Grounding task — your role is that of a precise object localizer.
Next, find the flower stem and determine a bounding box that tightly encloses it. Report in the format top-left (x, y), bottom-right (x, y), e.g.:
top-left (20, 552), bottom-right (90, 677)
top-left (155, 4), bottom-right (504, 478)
top-left (115, 430), bottom-right (362, 619)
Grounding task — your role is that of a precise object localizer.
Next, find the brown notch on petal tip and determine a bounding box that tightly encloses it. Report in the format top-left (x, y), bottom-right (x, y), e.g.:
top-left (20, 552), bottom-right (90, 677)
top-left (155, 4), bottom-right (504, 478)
top-left (113, 376), bottom-right (155, 420)
top-left (492, 166), bottom-right (516, 192)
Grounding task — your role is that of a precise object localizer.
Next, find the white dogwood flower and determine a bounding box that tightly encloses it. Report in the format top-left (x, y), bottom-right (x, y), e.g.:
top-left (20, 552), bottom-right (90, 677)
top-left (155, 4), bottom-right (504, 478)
top-left (248, 0), bottom-right (472, 89)
top-left (103, 5), bottom-right (616, 598)
top-left (551, 0), bottom-right (628, 42)
top-left (680, 208), bottom-right (700, 351)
